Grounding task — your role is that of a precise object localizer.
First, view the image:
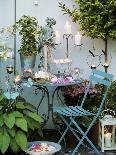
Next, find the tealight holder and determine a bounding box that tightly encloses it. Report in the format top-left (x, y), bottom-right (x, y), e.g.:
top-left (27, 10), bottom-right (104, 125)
top-left (74, 31), bottom-right (83, 49)
top-left (33, 71), bottom-right (51, 83)
top-left (54, 58), bottom-right (72, 77)
top-left (100, 50), bottom-right (112, 72)
top-left (91, 65), bottom-right (97, 70)
top-left (6, 65), bottom-right (14, 74)
top-left (22, 69), bottom-right (32, 80)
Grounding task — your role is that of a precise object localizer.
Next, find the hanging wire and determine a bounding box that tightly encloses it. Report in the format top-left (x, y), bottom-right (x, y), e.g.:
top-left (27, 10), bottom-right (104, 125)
top-left (92, 39), bottom-right (95, 51)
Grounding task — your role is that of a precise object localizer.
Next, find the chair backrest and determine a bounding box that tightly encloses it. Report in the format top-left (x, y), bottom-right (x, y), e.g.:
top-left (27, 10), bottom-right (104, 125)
top-left (80, 70), bottom-right (113, 115)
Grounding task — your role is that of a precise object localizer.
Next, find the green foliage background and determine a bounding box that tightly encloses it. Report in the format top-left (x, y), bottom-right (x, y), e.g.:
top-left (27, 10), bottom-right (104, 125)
top-left (59, 0), bottom-right (116, 40)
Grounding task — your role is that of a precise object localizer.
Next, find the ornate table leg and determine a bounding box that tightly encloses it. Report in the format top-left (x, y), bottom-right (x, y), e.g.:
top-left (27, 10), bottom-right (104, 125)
top-left (44, 86), bottom-right (57, 129)
top-left (34, 85), bottom-right (49, 126)
top-left (33, 85), bottom-right (65, 128)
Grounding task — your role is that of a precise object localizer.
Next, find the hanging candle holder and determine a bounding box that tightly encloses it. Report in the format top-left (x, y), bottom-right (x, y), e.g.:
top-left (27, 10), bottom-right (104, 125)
top-left (86, 50), bottom-right (101, 70)
top-left (74, 31), bottom-right (83, 50)
top-left (100, 50), bottom-right (112, 70)
top-left (6, 65), bottom-right (14, 74)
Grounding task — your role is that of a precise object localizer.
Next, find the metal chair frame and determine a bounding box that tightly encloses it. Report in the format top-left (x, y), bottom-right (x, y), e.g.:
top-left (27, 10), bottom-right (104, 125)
top-left (53, 70), bottom-right (113, 155)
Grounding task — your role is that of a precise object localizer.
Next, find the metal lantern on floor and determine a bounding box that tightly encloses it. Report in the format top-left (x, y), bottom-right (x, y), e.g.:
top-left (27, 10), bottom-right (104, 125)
top-left (98, 114), bottom-right (116, 152)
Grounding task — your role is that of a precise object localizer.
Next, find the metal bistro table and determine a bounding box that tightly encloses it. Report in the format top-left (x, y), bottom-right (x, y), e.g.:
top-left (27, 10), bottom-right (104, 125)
top-left (33, 80), bottom-right (82, 129)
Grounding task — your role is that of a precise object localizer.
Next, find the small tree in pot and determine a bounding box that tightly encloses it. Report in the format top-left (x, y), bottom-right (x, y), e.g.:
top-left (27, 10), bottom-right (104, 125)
top-left (59, 0), bottom-right (116, 72)
top-left (14, 15), bottom-right (40, 69)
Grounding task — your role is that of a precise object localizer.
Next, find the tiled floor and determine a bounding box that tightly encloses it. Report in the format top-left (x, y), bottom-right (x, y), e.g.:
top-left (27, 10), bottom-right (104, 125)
top-left (1, 147), bottom-right (116, 155)
top-left (58, 147), bottom-right (116, 155)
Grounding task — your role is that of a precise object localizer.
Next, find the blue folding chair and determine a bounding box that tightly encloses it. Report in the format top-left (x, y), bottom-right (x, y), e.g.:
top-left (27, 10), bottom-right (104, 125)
top-left (53, 70), bottom-right (113, 155)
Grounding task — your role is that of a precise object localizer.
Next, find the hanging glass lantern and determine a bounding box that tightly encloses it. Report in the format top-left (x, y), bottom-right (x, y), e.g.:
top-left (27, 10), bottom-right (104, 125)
top-left (98, 113), bottom-right (116, 152)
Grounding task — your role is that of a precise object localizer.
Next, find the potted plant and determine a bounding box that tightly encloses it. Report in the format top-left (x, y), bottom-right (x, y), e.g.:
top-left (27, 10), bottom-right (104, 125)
top-left (62, 80), bottom-right (97, 107)
top-left (0, 94), bottom-right (43, 154)
top-left (14, 15), bottom-right (40, 69)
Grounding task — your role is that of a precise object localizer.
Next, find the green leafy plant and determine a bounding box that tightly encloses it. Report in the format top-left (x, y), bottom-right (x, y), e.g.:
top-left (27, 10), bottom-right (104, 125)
top-left (82, 81), bottom-right (116, 126)
top-left (59, 0), bottom-right (116, 72)
top-left (0, 95), bottom-right (43, 154)
top-left (105, 80), bottom-right (116, 112)
top-left (89, 80), bottom-right (116, 114)
top-left (14, 15), bottom-right (40, 56)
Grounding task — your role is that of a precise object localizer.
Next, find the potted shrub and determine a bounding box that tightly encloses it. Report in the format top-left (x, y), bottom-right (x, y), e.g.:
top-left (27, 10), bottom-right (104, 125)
top-left (59, 0), bottom-right (116, 72)
top-left (0, 94), bottom-right (43, 154)
top-left (14, 15), bottom-right (40, 69)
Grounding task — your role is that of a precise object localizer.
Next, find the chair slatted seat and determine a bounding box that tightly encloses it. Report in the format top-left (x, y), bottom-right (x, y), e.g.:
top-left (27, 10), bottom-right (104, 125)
top-left (53, 70), bottom-right (113, 155)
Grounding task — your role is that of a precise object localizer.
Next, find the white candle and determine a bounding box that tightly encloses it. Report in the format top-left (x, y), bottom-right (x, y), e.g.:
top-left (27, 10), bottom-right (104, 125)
top-left (27, 68), bottom-right (32, 73)
top-left (34, 0), bottom-right (38, 6)
top-left (35, 71), bottom-right (39, 78)
top-left (15, 75), bottom-right (20, 83)
top-left (55, 31), bottom-right (60, 44)
top-left (54, 59), bottom-right (59, 64)
top-left (104, 62), bottom-right (109, 67)
top-left (64, 58), bottom-right (72, 63)
top-left (60, 59), bottom-right (64, 64)
top-left (105, 133), bottom-right (112, 147)
top-left (75, 32), bottom-right (82, 45)
top-left (64, 21), bottom-right (71, 34)
top-left (91, 64), bottom-right (96, 69)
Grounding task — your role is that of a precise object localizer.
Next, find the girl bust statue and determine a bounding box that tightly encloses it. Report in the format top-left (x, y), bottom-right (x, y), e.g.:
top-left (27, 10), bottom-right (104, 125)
top-left (38, 17), bottom-right (56, 72)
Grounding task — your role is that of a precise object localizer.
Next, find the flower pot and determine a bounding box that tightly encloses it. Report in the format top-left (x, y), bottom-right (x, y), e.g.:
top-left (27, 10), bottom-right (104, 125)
top-left (65, 131), bottom-right (78, 148)
top-left (88, 123), bottom-right (99, 145)
top-left (20, 54), bottom-right (36, 69)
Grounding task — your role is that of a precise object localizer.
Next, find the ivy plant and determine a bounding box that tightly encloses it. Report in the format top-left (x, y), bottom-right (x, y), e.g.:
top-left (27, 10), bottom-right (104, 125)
top-left (0, 95), bottom-right (43, 154)
top-left (59, 0), bottom-right (116, 72)
top-left (14, 15), bottom-right (40, 56)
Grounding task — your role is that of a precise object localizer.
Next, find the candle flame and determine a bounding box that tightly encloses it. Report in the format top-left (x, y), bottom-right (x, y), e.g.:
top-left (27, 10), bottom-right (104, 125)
top-left (15, 75), bottom-right (20, 83)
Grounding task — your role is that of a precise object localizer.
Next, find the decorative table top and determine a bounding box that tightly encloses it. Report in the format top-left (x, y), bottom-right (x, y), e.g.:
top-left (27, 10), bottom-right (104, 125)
top-left (33, 79), bottom-right (82, 87)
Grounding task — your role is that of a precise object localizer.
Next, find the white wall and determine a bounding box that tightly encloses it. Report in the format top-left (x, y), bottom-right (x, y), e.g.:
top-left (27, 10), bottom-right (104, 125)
top-left (0, 0), bottom-right (115, 78)
top-left (0, 0), bottom-right (116, 110)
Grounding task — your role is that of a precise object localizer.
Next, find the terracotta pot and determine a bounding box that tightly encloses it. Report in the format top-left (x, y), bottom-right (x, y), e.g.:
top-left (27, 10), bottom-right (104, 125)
top-left (65, 131), bottom-right (78, 148)
top-left (88, 123), bottom-right (99, 145)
